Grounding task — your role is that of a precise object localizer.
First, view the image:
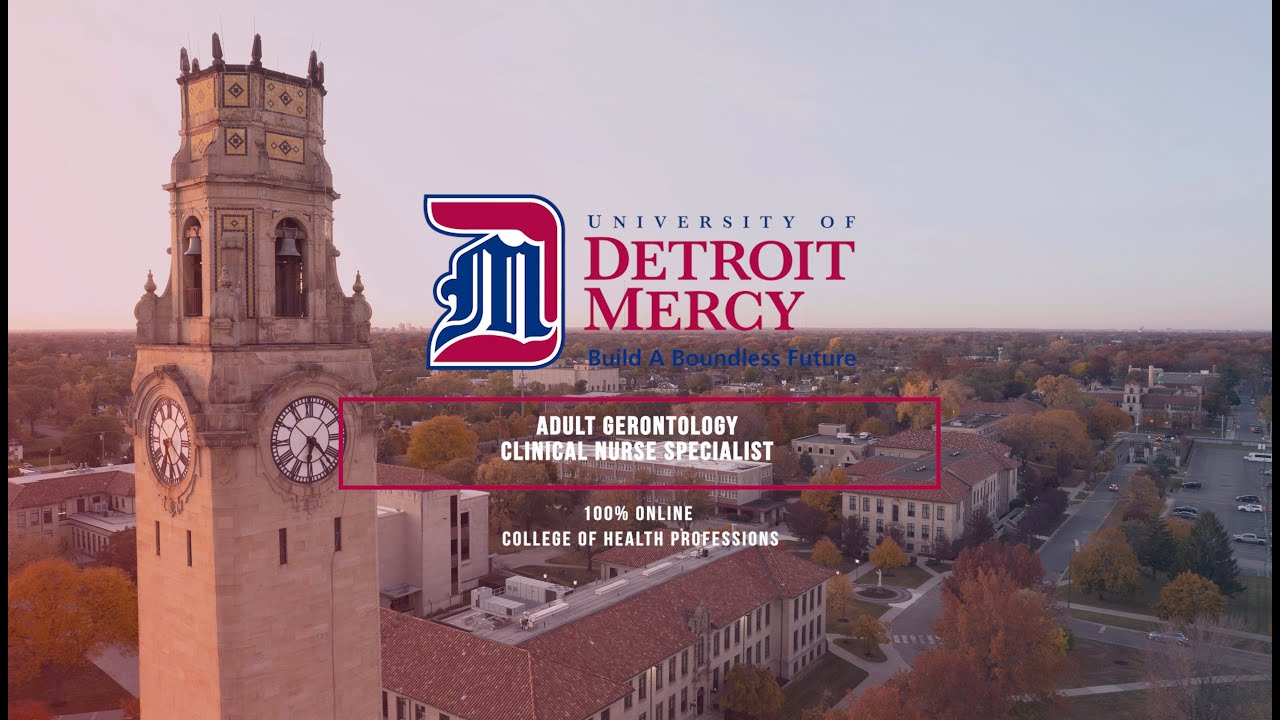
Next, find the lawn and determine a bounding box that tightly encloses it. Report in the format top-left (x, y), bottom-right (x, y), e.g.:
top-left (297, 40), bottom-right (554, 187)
top-left (780, 653), bottom-right (868, 720)
top-left (547, 550), bottom-right (589, 566)
top-left (1059, 573), bottom-right (1273, 635)
top-left (834, 637), bottom-right (886, 662)
top-left (792, 547), bottom-right (861, 575)
top-left (864, 564), bottom-right (932, 589)
top-left (1050, 682), bottom-right (1273, 720)
top-left (8, 661), bottom-right (132, 715)
top-left (512, 564), bottom-right (599, 587)
top-left (826, 599), bottom-right (889, 635)
top-left (1055, 573), bottom-right (1167, 615)
top-left (1070, 609), bottom-right (1163, 632)
top-left (1065, 638), bottom-right (1154, 686)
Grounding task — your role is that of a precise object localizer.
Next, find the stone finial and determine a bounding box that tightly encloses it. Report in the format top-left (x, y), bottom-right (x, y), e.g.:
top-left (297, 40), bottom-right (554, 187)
top-left (211, 33), bottom-right (225, 70)
top-left (308, 50), bottom-right (319, 82)
top-left (352, 271), bottom-right (364, 295)
top-left (192, 58), bottom-right (201, 73)
top-left (317, 61), bottom-right (325, 86)
top-left (180, 48), bottom-right (190, 76)
top-left (250, 34), bottom-right (263, 68)
top-left (144, 270), bottom-right (157, 295)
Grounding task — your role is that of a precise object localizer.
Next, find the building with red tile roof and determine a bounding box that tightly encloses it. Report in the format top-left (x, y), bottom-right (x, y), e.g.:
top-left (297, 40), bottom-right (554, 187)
top-left (7, 464), bottom-right (137, 561)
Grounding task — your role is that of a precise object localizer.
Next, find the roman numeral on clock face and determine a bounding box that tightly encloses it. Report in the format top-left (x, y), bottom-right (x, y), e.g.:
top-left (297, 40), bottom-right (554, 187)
top-left (272, 396), bottom-right (341, 484)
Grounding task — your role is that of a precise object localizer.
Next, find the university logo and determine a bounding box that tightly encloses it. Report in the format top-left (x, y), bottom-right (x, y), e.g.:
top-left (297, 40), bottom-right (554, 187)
top-left (424, 195), bottom-right (565, 369)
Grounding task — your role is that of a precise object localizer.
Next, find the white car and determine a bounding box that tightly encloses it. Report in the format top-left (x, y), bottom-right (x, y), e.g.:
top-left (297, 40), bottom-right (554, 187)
top-left (1233, 533), bottom-right (1269, 545)
top-left (1237, 504), bottom-right (1264, 513)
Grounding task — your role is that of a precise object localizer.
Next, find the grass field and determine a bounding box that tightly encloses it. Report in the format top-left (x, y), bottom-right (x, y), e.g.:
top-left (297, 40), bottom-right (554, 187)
top-left (1059, 574), bottom-right (1273, 635)
top-left (826, 600), bottom-right (890, 636)
top-left (835, 637), bottom-right (887, 662)
top-left (780, 653), bottom-right (868, 720)
top-left (864, 564), bottom-right (933, 589)
top-left (1052, 682), bottom-right (1273, 719)
top-left (1070, 609), bottom-right (1164, 632)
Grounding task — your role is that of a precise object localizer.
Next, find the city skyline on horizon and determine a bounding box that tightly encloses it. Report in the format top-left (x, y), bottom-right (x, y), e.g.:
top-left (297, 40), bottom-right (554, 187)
top-left (8, 1), bottom-right (1273, 332)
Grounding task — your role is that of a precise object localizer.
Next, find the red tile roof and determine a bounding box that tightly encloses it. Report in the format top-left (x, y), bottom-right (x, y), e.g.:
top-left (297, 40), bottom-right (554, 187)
top-left (380, 609), bottom-right (629, 720)
top-left (957, 398), bottom-right (1045, 416)
top-left (845, 457), bottom-right (911, 477)
top-left (851, 474), bottom-right (972, 504)
top-left (874, 429), bottom-right (1011, 457)
top-left (943, 454), bottom-right (1008, 484)
top-left (595, 544), bottom-right (689, 569)
top-left (522, 548), bottom-right (832, 683)
top-left (7, 469), bottom-right (135, 511)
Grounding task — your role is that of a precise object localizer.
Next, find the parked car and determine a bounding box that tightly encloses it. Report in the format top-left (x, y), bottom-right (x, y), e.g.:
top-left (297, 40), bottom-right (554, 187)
top-left (1148, 631), bottom-right (1190, 646)
top-left (1173, 506), bottom-right (1198, 515)
top-left (1108, 483), bottom-right (1120, 492)
top-left (1233, 533), bottom-right (1269, 545)
top-left (1251, 426), bottom-right (1261, 434)
top-left (1237, 504), bottom-right (1265, 513)
top-left (1244, 452), bottom-right (1272, 463)
top-left (1171, 510), bottom-right (1198, 520)
top-left (1236, 495), bottom-right (1260, 503)
top-left (1180, 481), bottom-right (1202, 489)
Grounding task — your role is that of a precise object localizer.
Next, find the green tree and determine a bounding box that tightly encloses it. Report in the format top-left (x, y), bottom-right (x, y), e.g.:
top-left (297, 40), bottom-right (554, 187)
top-left (406, 415), bottom-right (478, 471)
top-left (719, 663), bottom-right (783, 720)
top-left (797, 451), bottom-right (816, 478)
top-left (1153, 571), bottom-right (1227, 626)
top-left (96, 527), bottom-right (137, 582)
top-left (1119, 472), bottom-right (1166, 521)
top-left (1180, 512), bottom-right (1245, 596)
top-left (1071, 528), bottom-right (1142, 600)
top-left (8, 559), bottom-right (138, 705)
top-left (63, 413), bottom-right (127, 466)
top-left (1121, 517), bottom-right (1178, 577)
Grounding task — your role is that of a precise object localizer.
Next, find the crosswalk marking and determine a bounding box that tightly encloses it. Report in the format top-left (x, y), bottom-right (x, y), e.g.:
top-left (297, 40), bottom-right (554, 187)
top-left (891, 634), bottom-right (941, 645)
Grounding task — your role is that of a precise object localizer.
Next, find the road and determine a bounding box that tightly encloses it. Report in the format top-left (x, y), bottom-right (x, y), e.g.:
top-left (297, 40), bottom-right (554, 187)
top-left (1067, 618), bottom-right (1273, 674)
top-left (1039, 462), bottom-right (1138, 580)
top-left (1178, 445), bottom-right (1272, 575)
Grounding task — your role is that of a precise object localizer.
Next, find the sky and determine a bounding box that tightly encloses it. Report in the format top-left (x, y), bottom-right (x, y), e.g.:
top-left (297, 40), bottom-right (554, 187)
top-left (7, 1), bottom-right (1273, 331)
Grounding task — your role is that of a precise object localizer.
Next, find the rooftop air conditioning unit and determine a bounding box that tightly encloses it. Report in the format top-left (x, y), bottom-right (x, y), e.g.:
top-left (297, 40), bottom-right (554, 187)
top-left (858, 432), bottom-right (871, 440)
top-left (950, 451), bottom-right (962, 457)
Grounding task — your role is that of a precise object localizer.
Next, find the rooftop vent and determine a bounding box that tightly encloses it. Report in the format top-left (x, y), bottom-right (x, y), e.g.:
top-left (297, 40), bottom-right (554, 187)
top-left (915, 465), bottom-right (929, 472)
top-left (595, 579), bottom-right (628, 595)
top-left (950, 451), bottom-right (962, 457)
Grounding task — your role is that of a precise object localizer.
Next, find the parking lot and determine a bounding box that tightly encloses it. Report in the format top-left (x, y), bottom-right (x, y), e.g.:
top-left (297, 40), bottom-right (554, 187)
top-left (1177, 445), bottom-right (1272, 573)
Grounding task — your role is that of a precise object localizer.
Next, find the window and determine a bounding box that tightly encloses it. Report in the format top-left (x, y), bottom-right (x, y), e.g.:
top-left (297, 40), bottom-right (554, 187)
top-left (756, 608), bottom-right (762, 632)
top-left (746, 615), bottom-right (752, 638)
top-left (279, 528), bottom-right (288, 565)
top-left (862, 497), bottom-right (870, 512)
top-left (625, 686), bottom-right (633, 709)
top-left (668, 658), bottom-right (675, 683)
top-left (754, 641), bottom-right (761, 663)
top-left (794, 599), bottom-right (799, 620)
top-left (16, 513), bottom-right (23, 528)
top-left (922, 525), bottom-right (930, 539)
top-left (655, 664), bottom-right (663, 690)
top-left (639, 673), bottom-right (647, 699)
top-left (876, 499), bottom-right (884, 513)
top-left (876, 518), bottom-right (884, 533)
top-left (724, 626), bottom-right (731, 648)
top-left (922, 504), bottom-right (930, 519)
top-left (334, 516), bottom-right (343, 552)
top-left (765, 636), bottom-right (771, 658)
top-left (765, 604), bottom-right (771, 626)
top-left (186, 530), bottom-right (193, 566)
top-left (712, 668), bottom-right (720, 692)
top-left (396, 697), bottom-right (407, 720)
top-left (274, 219), bottom-right (306, 317)
top-left (793, 629), bottom-right (798, 650)
top-left (461, 536), bottom-right (471, 561)
top-left (43, 508), bottom-right (53, 524)
top-left (907, 523), bottom-right (915, 538)
top-left (937, 506), bottom-right (945, 521)
top-left (601, 710), bottom-right (610, 720)
top-left (735, 623), bottom-right (741, 644)
top-left (907, 502), bottom-right (916, 517)
top-left (460, 511), bottom-right (470, 529)
top-left (450, 496), bottom-right (458, 527)
top-left (682, 649), bottom-right (688, 676)
top-left (414, 707), bottom-right (425, 720)
top-left (668, 697), bottom-right (675, 720)
top-left (817, 583), bottom-right (823, 605)
top-left (155, 520), bottom-right (161, 556)
top-left (714, 632), bottom-right (720, 656)
top-left (382, 691), bottom-right (388, 718)
top-left (77, 498), bottom-right (85, 513)
top-left (58, 502), bottom-right (67, 520)
top-left (681, 688), bottom-right (688, 712)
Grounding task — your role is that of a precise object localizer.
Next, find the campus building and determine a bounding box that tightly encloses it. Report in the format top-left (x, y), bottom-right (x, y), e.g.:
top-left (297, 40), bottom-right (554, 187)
top-left (8, 464), bottom-right (138, 560)
top-left (1090, 381), bottom-right (1204, 429)
top-left (789, 423), bottom-right (875, 472)
top-left (518, 362), bottom-right (625, 393)
top-left (838, 429), bottom-right (1019, 554)
top-left (381, 545), bottom-right (833, 720)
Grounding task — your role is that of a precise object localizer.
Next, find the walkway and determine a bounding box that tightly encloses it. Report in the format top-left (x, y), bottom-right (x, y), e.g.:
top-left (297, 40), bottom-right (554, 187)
top-left (1058, 600), bottom-right (1273, 642)
top-left (91, 645), bottom-right (138, 697)
top-left (1056, 673), bottom-right (1270, 698)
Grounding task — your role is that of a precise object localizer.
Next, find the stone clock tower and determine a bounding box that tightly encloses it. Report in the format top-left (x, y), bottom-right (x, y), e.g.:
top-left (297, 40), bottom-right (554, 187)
top-left (128, 34), bottom-right (379, 719)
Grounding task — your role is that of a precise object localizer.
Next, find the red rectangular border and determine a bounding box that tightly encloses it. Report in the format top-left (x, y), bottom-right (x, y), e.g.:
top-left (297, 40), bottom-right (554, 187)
top-left (338, 396), bottom-right (942, 492)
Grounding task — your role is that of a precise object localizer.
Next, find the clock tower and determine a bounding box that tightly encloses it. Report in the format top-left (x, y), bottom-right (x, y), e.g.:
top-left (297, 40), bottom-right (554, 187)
top-left (128, 34), bottom-right (379, 719)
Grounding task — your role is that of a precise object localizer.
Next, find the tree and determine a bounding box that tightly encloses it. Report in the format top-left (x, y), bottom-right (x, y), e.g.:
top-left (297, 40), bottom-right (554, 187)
top-left (1180, 512), bottom-right (1245, 597)
top-left (944, 542), bottom-right (1043, 598)
top-left (838, 515), bottom-right (870, 559)
top-left (908, 648), bottom-right (1009, 720)
top-left (870, 537), bottom-right (907, 574)
top-left (1151, 454), bottom-right (1177, 482)
top-left (377, 426), bottom-right (409, 461)
top-left (96, 526), bottom-right (137, 581)
top-left (1071, 529), bottom-right (1142, 600)
top-left (799, 467), bottom-right (845, 524)
top-left (999, 410), bottom-right (1092, 478)
top-left (63, 413), bottom-right (127, 466)
top-left (406, 416), bottom-right (478, 471)
top-left (929, 529), bottom-right (952, 563)
top-left (826, 576), bottom-right (854, 621)
top-left (434, 456), bottom-right (478, 484)
top-left (1087, 402), bottom-right (1133, 441)
top-left (858, 417), bottom-right (889, 436)
top-left (770, 447), bottom-right (805, 484)
top-left (8, 559), bottom-right (138, 705)
top-left (1121, 517), bottom-right (1179, 577)
top-left (1119, 472), bottom-right (1166, 522)
top-left (954, 507), bottom-right (995, 552)
top-left (7, 533), bottom-right (65, 577)
top-left (785, 502), bottom-right (831, 545)
top-left (811, 537), bottom-right (841, 568)
top-left (935, 568), bottom-right (1070, 704)
top-left (476, 458), bottom-right (553, 531)
top-left (1154, 571), bottom-right (1227, 626)
top-left (797, 451), bottom-right (816, 479)
top-left (848, 612), bottom-right (889, 655)
top-left (839, 675), bottom-right (926, 720)
top-left (10, 385), bottom-right (53, 434)
top-left (1035, 374), bottom-right (1088, 409)
top-left (9, 701), bottom-right (52, 720)
top-left (718, 662), bottom-right (783, 720)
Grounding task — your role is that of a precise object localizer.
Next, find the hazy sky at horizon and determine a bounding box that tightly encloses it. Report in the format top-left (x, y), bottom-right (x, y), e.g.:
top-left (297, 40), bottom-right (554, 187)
top-left (7, 1), bottom-right (1273, 331)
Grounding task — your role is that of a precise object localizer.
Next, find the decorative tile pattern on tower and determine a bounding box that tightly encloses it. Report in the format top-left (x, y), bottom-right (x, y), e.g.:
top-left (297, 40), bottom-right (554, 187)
top-left (190, 130), bottom-right (216, 161)
top-left (264, 79), bottom-right (308, 117)
top-left (266, 132), bottom-right (305, 163)
top-left (186, 76), bottom-right (216, 115)
top-left (224, 127), bottom-right (248, 155)
top-left (222, 74), bottom-right (250, 107)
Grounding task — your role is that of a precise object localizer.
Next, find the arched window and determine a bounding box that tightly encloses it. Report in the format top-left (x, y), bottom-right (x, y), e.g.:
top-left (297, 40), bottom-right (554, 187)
top-left (274, 219), bottom-right (306, 317)
top-left (181, 218), bottom-right (203, 316)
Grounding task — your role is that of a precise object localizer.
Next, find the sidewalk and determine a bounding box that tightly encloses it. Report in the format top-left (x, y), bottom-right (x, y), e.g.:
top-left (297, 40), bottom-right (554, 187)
top-left (1057, 601), bottom-right (1273, 642)
top-left (91, 645), bottom-right (139, 697)
top-left (880, 566), bottom-right (947, 625)
top-left (1057, 673), bottom-right (1270, 698)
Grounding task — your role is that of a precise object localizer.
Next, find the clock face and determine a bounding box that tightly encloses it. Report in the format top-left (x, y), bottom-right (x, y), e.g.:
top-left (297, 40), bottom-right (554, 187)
top-left (271, 396), bottom-right (342, 484)
top-left (148, 398), bottom-right (192, 486)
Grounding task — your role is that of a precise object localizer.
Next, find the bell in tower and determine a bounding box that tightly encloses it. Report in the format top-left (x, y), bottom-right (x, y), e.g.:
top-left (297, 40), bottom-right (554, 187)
top-left (128, 33), bottom-right (381, 720)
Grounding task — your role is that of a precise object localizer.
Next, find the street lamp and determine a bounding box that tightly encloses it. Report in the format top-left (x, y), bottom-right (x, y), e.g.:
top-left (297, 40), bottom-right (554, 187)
top-left (1066, 538), bottom-right (1081, 610)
